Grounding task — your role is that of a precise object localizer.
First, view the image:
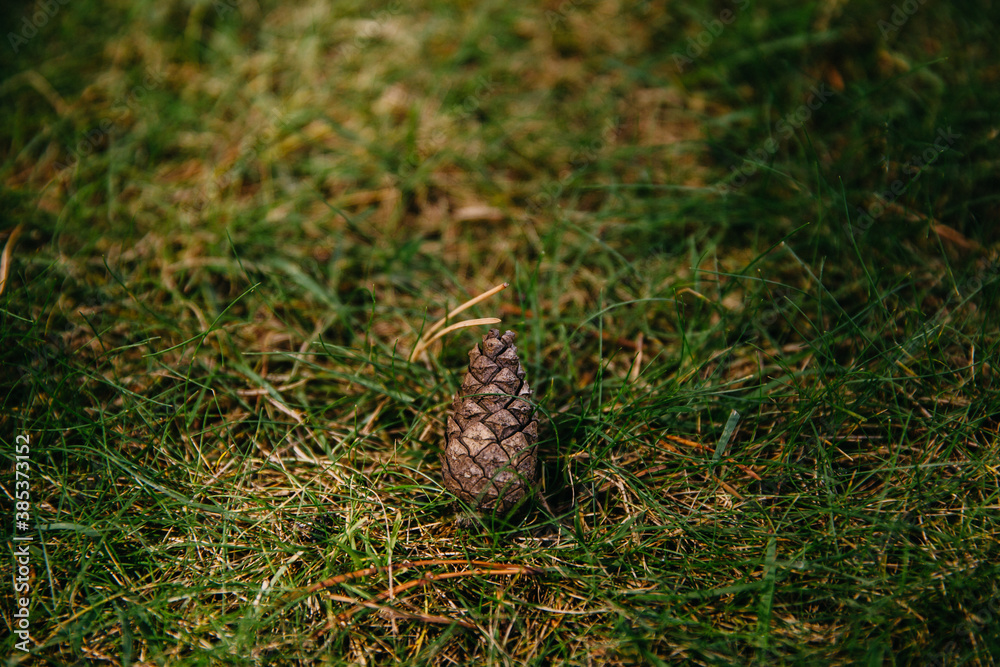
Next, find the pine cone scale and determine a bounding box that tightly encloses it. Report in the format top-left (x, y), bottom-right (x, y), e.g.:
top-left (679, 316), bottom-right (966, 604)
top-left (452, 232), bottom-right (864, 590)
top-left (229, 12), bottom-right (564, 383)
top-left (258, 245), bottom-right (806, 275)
top-left (483, 410), bottom-right (521, 440)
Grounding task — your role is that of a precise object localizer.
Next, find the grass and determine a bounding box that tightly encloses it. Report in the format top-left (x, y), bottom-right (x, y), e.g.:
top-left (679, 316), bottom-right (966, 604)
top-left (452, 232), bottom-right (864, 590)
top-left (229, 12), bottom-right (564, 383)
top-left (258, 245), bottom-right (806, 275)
top-left (2, 0), bottom-right (999, 664)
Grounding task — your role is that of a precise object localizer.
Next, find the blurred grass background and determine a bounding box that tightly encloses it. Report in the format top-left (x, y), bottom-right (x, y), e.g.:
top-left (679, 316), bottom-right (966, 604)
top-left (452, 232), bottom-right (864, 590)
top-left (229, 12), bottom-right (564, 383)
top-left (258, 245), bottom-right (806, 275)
top-left (2, 0), bottom-right (999, 664)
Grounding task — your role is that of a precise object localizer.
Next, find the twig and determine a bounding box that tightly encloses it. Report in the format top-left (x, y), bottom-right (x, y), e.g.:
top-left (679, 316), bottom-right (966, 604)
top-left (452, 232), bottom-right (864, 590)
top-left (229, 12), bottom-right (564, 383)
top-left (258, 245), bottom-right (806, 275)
top-left (424, 282), bottom-right (509, 340)
top-left (627, 332), bottom-right (644, 383)
top-left (295, 559), bottom-right (540, 636)
top-left (412, 282), bottom-right (509, 359)
top-left (412, 317), bottom-right (502, 359)
top-left (0, 223), bottom-right (24, 297)
top-left (320, 566), bottom-right (534, 634)
top-left (661, 436), bottom-right (762, 480)
top-left (320, 592), bottom-right (476, 629)
top-left (300, 558), bottom-right (539, 637)
top-left (300, 558), bottom-right (534, 595)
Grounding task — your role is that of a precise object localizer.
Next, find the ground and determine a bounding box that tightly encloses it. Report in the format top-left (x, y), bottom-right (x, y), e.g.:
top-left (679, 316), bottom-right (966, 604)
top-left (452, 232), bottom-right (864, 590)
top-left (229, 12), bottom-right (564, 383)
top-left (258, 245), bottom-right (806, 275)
top-left (1, 0), bottom-right (999, 664)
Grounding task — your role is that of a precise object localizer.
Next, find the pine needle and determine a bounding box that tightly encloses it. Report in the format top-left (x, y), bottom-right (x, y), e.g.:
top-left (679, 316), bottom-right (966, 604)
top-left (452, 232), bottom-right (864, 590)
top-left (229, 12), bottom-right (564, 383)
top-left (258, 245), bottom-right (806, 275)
top-left (412, 282), bottom-right (509, 359)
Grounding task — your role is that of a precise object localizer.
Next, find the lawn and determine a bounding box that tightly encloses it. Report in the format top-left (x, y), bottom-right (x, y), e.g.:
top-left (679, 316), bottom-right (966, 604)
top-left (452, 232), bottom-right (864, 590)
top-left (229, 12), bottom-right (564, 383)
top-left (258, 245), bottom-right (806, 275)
top-left (2, 0), bottom-right (999, 664)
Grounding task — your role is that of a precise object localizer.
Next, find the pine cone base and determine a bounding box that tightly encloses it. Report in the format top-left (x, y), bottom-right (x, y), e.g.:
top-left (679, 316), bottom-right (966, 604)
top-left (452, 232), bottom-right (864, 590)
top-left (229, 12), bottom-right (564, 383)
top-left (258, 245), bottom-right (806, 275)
top-left (441, 329), bottom-right (538, 516)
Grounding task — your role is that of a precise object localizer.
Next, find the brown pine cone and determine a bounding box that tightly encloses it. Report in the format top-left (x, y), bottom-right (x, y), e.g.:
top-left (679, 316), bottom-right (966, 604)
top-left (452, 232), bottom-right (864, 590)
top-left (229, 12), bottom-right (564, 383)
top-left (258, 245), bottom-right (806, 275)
top-left (441, 329), bottom-right (538, 517)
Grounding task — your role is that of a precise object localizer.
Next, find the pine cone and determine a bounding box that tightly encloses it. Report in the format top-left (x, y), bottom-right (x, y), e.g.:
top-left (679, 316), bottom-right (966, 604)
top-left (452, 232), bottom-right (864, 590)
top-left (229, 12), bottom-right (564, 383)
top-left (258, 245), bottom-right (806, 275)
top-left (441, 329), bottom-right (538, 516)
